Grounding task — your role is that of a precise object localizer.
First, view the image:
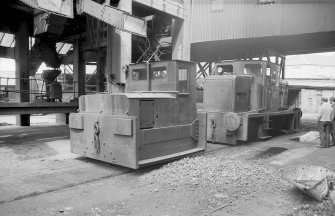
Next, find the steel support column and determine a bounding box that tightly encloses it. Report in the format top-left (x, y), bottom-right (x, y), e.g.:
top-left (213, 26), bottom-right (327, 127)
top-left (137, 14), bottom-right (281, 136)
top-left (73, 39), bottom-right (86, 98)
top-left (15, 19), bottom-right (30, 126)
top-left (96, 61), bottom-right (105, 92)
top-left (96, 20), bottom-right (105, 93)
top-left (281, 56), bottom-right (286, 79)
top-left (172, 0), bottom-right (190, 60)
top-left (171, 18), bottom-right (183, 60)
top-left (106, 0), bottom-right (131, 93)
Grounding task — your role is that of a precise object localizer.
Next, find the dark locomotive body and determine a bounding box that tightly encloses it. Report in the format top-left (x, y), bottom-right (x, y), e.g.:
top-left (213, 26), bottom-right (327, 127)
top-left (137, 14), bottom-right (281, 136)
top-left (203, 60), bottom-right (301, 145)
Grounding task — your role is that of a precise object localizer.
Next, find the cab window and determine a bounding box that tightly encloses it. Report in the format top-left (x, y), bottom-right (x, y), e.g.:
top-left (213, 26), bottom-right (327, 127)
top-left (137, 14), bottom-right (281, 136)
top-left (216, 65), bottom-right (233, 75)
top-left (178, 68), bottom-right (188, 93)
top-left (132, 68), bottom-right (147, 80)
top-left (151, 67), bottom-right (167, 80)
top-left (244, 64), bottom-right (262, 76)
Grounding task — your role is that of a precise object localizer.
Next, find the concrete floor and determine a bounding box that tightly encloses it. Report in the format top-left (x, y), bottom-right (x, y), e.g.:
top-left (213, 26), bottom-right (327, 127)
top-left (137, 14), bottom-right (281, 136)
top-left (0, 118), bottom-right (334, 216)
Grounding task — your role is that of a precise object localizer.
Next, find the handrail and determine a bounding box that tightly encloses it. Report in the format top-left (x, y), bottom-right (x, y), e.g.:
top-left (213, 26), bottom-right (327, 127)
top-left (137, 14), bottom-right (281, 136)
top-left (0, 76), bottom-right (99, 102)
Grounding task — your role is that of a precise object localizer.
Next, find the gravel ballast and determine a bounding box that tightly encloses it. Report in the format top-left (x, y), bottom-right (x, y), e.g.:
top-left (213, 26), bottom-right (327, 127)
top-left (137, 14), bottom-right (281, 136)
top-left (143, 155), bottom-right (288, 196)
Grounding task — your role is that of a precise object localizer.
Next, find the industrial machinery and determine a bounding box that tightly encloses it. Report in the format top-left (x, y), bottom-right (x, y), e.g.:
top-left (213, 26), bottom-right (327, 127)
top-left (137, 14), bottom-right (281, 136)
top-left (203, 60), bottom-right (301, 145)
top-left (40, 69), bottom-right (63, 102)
top-left (69, 60), bottom-right (207, 169)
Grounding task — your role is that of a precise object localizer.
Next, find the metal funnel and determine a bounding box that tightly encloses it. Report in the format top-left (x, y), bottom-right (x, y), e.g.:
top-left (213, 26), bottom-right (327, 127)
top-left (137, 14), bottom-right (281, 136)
top-left (42, 69), bottom-right (61, 82)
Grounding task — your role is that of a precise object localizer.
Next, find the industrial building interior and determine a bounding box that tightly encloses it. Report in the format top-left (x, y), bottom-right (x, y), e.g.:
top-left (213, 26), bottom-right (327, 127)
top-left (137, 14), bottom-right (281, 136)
top-left (1, 0), bottom-right (335, 215)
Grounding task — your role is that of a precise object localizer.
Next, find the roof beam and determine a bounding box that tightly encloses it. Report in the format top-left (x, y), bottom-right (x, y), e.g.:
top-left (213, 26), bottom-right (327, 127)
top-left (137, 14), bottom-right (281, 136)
top-left (133, 0), bottom-right (185, 19)
top-left (191, 31), bottom-right (335, 62)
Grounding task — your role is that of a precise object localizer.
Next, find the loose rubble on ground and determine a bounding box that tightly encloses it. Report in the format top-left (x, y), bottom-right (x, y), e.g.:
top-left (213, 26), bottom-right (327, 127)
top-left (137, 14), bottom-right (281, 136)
top-left (143, 155), bottom-right (287, 194)
top-left (140, 155), bottom-right (334, 216)
top-left (141, 155), bottom-right (288, 214)
top-left (288, 202), bottom-right (333, 216)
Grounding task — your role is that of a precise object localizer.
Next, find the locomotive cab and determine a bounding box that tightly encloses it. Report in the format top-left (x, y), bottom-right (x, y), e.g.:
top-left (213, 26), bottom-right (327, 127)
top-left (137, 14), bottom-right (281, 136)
top-left (69, 60), bottom-right (207, 169)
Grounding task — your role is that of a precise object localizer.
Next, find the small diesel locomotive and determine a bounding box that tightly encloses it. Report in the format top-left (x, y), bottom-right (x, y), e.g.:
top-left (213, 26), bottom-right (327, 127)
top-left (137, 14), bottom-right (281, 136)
top-left (69, 60), bottom-right (207, 169)
top-left (202, 60), bottom-right (301, 145)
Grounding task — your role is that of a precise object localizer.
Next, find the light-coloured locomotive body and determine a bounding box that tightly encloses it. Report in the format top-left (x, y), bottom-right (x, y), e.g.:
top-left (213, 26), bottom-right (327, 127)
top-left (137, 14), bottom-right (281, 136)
top-left (69, 60), bottom-right (207, 169)
top-left (203, 60), bottom-right (301, 145)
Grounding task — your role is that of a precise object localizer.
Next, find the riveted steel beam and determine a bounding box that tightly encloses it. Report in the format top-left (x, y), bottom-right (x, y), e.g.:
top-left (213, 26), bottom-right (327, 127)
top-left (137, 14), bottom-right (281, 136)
top-left (77, 0), bottom-right (147, 37)
top-left (18, 0), bottom-right (73, 18)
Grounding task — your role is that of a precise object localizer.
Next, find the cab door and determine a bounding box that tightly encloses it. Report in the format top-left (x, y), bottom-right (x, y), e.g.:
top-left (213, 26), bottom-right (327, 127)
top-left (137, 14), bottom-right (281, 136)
top-left (234, 76), bottom-right (252, 112)
top-left (140, 100), bottom-right (154, 129)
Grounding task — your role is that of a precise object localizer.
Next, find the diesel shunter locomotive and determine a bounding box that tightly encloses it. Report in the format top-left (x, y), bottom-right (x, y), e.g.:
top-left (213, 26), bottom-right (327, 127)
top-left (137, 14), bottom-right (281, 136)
top-left (69, 60), bottom-right (207, 169)
top-left (202, 60), bottom-right (301, 145)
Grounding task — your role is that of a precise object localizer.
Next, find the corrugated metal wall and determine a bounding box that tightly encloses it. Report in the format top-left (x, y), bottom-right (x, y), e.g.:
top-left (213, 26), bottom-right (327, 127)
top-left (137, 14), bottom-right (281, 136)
top-left (191, 0), bottom-right (335, 43)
